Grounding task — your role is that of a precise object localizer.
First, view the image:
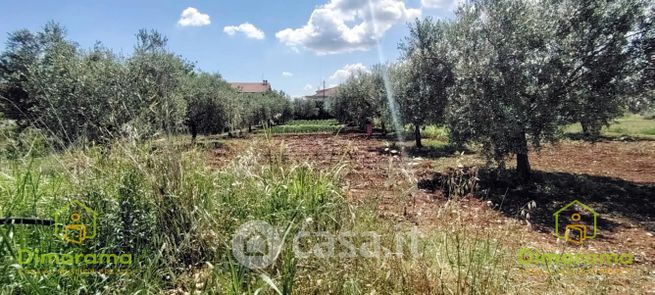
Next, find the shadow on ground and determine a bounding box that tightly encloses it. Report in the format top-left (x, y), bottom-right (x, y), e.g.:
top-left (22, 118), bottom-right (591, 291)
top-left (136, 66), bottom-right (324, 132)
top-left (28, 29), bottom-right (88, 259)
top-left (419, 169), bottom-right (655, 236)
top-left (372, 138), bottom-right (472, 159)
top-left (563, 132), bottom-right (655, 142)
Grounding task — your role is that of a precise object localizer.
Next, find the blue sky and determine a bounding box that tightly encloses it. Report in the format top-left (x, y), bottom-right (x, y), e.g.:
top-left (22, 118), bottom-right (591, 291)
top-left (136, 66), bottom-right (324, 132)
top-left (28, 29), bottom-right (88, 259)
top-left (0, 0), bottom-right (458, 97)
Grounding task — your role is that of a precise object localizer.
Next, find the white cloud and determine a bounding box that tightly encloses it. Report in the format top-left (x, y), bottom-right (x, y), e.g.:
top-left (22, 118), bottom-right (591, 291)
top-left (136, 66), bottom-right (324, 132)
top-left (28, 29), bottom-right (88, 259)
top-left (177, 7), bottom-right (211, 27)
top-left (276, 0), bottom-right (421, 54)
top-left (421, 0), bottom-right (462, 10)
top-left (224, 23), bottom-right (265, 40)
top-left (304, 84), bottom-right (314, 91)
top-left (329, 63), bottom-right (370, 83)
top-left (282, 72), bottom-right (294, 77)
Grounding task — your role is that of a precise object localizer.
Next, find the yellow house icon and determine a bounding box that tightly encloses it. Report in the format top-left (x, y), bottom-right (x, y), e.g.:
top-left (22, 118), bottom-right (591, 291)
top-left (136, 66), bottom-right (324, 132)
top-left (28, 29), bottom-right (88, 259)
top-left (54, 200), bottom-right (97, 244)
top-left (553, 200), bottom-right (598, 245)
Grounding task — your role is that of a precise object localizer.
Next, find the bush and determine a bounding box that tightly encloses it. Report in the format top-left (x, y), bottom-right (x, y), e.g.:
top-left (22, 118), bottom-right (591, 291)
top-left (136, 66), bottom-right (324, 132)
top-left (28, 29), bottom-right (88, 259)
top-left (268, 125), bottom-right (343, 134)
top-left (1, 125), bottom-right (51, 159)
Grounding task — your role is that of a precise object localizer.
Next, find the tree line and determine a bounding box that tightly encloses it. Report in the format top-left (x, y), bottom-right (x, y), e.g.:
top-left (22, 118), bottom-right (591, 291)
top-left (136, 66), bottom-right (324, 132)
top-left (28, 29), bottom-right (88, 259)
top-left (332, 0), bottom-right (654, 180)
top-left (0, 22), bottom-right (293, 147)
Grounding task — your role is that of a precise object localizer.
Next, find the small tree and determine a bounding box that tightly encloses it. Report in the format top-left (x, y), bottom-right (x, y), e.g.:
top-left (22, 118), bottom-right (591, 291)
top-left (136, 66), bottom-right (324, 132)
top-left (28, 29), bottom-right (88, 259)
top-left (555, 0), bottom-right (649, 139)
top-left (332, 71), bottom-right (380, 128)
top-left (182, 72), bottom-right (229, 142)
top-left (293, 98), bottom-right (318, 119)
top-left (398, 18), bottom-right (454, 147)
top-left (448, 0), bottom-right (562, 181)
top-left (126, 29), bottom-right (192, 137)
top-left (0, 29), bottom-right (40, 129)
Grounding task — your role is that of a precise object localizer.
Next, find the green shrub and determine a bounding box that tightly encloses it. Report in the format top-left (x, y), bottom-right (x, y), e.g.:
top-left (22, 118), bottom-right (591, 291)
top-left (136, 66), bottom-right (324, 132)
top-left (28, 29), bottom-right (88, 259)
top-left (268, 124), bottom-right (343, 134)
top-left (286, 119), bottom-right (339, 126)
top-left (1, 127), bottom-right (52, 159)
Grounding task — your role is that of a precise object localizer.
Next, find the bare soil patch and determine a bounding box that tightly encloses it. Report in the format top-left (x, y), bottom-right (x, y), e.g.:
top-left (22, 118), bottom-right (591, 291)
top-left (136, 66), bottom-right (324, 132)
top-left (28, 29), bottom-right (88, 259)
top-left (529, 140), bottom-right (655, 184)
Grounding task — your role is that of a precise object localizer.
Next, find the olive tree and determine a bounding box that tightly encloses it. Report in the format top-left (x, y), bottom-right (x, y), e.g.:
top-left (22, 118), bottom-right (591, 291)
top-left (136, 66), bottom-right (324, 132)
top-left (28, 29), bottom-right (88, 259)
top-left (182, 72), bottom-right (229, 141)
top-left (0, 29), bottom-right (40, 128)
top-left (555, 0), bottom-right (649, 138)
top-left (293, 98), bottom-right (319, 119)
top-left (629, 3), bottom-right (655, 112)
top-left (332, 70), bottom-right (381, 128)
top-left (398, 18), bottom-right (454, 147)
top-left (448, 0), bottom-right (563, 181)
top-left (126, 30), bottom-right (191, 137)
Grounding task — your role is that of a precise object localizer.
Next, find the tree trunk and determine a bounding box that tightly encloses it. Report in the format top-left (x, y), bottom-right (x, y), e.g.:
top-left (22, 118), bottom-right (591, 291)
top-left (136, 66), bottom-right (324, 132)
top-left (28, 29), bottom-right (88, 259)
top-left (581, 119), bottom-right (601, 140)
top-left (414, 123), bottom-right (422, 148)
top-left (381, 122), bottom-right (387, 135)
top-left (190, 122), bottom-right (198, 144)
top-left (516, 132), bottom-right (531, 182)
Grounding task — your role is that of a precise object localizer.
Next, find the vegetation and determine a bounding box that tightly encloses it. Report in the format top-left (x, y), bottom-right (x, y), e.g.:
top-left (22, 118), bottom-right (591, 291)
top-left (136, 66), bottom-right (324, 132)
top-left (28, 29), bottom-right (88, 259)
top-left (267, 119), bottom-right (343, 134)
top-left (564, 113), bottom-right (655, 139)
top-left (0, 23), bottom-right (292, 147)
top-left (396, 18), bottom-right (454, 147)
top-left (1, 0), bottom-right (654, 293)
top-left (0, 140), bottom-right (348, 293)
top-left (332, 0), bottom-right (654, 181)
top-left (332, 67), bottom-right (387, 130)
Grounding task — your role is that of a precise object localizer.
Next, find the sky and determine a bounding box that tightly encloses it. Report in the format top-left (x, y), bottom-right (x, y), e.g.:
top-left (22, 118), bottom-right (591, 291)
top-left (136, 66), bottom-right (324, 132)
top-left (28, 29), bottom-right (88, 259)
top-left (0, 0), bottom-right (459, 97)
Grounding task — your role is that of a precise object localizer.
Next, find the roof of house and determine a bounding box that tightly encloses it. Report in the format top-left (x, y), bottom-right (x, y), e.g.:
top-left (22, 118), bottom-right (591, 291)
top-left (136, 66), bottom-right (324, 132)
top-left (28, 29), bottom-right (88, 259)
top-left (306, 86), bottom-right (339, 99)
top-left (229, 80), bottom-right (272, 93)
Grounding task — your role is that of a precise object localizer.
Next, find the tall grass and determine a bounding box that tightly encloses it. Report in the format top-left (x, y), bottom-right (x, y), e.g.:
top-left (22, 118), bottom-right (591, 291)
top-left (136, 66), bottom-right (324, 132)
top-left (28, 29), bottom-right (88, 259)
top-left (0, 138), bottom-right (348, 294)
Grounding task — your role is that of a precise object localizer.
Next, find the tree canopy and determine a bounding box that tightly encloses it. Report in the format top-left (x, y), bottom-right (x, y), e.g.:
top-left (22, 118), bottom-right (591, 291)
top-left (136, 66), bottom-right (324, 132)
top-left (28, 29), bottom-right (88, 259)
top-left (0, 23), bottom-right (292, 147)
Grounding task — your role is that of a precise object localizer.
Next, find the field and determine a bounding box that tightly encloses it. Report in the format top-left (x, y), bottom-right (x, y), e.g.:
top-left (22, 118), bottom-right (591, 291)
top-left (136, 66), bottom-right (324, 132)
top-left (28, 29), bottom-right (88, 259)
top-left (201, 116), bottom-right (655, 294)
top-left (265, 119), bottom-right (344, 134)
top-left (4, 0), bottom-right (655, 292)
top-left (563, 114), bottom-right (655, 139)
top-left (1, 116), bottom-right (655, 294)
top-left (214, 130), bottom-right (655, 294)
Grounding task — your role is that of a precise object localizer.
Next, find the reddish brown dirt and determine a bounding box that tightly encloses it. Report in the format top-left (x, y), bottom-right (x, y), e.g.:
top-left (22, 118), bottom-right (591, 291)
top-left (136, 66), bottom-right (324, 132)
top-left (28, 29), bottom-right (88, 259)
top-left (529, 140), bottom-right (655, 184)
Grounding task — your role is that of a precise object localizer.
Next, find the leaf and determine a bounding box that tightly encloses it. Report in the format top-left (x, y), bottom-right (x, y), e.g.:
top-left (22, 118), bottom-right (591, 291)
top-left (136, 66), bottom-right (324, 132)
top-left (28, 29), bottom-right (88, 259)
top-left (259, 273), bottom-right (282, 295)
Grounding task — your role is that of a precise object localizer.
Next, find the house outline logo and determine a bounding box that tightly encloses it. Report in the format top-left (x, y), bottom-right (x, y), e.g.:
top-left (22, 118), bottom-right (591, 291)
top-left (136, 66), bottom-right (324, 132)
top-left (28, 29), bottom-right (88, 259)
top-left (553, 200), bottom-right (598, 245)
top-left (53, 200), bottom-right (97, 244)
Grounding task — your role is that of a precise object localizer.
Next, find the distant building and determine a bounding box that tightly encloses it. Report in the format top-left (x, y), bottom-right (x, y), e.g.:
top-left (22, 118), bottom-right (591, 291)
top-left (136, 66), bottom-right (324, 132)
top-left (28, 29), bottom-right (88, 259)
top-left (303, 86), bottom-right (339, 118)
top-left (229, 80), bottom-right (272, 94)
top-left (305, 86), bottom-right (339, 102)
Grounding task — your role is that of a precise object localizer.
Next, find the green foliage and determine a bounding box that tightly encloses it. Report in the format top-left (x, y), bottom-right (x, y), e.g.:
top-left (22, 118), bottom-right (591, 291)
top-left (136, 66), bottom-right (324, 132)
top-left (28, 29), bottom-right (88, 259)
top-left (0, 140), bottom-right (347, 293)
top-left (292, 98), bottom-right (319, 119)
top-left (266, 119), bottom-right (342, 134)
top-left (397, 18), bottom-right (455, 147)
top-left (0, 23), bottom-right (293, 149)
top-left (243, 90), bottom-right (293, 128)
top-left (125, 29), bottom-right (192, 137)
top-left (268, 124), bottom-right (343, 134)
top-left (286, 119), bottom-right (339, 126)
top-left (556, 0), bottom-right (649, 138)
top-left (332, 66), bottom-right (391, 129)
top-left (563, 113), bottom-right (655, 138)
top-left (445, 0), bottom-right (652, 179)
top-left (182, 72), bottom-right (229, 139)
top-left (447, 0), bottom-right (562, 179)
